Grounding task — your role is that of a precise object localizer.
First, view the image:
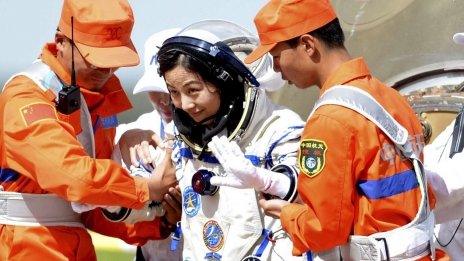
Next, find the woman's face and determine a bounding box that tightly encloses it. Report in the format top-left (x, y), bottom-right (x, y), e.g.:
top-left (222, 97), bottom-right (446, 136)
top-left (164, 65), bottom-right (221, 124)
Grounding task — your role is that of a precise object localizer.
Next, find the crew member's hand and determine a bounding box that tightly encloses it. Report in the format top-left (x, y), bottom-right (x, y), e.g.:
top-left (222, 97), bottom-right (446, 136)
top-left (147, 142), bottom-right (178, 201)
top-left (163, 185), bottom-right (182, 225)
top-left (258, 198), bottom-right (290, 219)
top-left (208, 136), bottom-right (290, 198)
top-left (118, 129), bottom-right (162, 167)
top-left (130, 134), bottom-right (174, 171)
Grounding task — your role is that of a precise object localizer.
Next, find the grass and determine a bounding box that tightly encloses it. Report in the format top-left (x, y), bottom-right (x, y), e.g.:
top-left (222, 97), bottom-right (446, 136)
top-left (90, 231), bottom-right (136, 261)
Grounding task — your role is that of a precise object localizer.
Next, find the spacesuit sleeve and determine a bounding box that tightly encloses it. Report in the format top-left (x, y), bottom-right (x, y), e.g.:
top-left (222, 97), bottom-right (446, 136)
top-left (2, 80), bottom-right (149, 209)
top-left (263, 125), bottom-right (303, 202)
top-left (267, 126), bottom-right (303, 167)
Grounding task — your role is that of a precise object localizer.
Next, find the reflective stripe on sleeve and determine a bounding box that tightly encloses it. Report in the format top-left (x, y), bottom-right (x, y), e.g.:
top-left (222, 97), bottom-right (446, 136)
top-left (357, 169), bottom-right (419, 199)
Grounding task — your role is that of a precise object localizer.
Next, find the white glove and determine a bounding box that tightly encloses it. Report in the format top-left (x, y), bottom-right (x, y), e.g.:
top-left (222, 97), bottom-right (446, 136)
top-left (208, 136), bottom-right (290, 199)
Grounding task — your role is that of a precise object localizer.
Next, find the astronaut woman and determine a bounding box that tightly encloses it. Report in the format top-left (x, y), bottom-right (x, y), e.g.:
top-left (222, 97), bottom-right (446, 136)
top-left (156, 20), bottom-right (305, 260)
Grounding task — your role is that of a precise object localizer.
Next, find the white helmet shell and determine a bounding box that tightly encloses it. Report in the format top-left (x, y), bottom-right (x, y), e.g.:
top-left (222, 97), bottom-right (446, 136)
top-left (176, 20), bottom-right (286, 92)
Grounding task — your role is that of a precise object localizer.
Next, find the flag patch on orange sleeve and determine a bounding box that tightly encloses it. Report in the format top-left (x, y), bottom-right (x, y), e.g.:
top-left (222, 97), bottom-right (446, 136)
top-left (20, 103), bottom-right (57, 126)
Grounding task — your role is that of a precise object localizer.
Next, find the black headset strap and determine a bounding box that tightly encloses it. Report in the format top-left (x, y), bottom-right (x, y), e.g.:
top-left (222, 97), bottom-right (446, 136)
top-left (160, 36), bottom-right (259, 87)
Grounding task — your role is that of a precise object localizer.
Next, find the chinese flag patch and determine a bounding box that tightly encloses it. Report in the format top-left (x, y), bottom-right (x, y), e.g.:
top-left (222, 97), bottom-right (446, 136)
top-left (20, 103), bottom-right (57, 126)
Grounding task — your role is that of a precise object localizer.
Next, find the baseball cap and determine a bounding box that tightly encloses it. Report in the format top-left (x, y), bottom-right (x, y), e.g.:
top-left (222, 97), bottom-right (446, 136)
top-left (58, 0), bottom-right (139, 68)
top-left (245, 0), bottom-right (336, 64)
top-left (133, 28), bottom-right (181, 94)
top-left (453, 32), bottom-right (464, 45)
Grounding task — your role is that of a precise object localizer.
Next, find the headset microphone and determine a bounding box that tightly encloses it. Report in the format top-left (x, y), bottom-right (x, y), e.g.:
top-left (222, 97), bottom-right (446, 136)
top-left (57, 16), bottom-right (81, 114)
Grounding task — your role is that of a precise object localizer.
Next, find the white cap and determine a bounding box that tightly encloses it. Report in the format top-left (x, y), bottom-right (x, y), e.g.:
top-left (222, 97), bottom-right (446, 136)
top-left (453, 32), bottom-right (464, 45)
top-left (253, 53), bottom-right (286, 92)
top-left (133, 28), bottom-right (181, 94)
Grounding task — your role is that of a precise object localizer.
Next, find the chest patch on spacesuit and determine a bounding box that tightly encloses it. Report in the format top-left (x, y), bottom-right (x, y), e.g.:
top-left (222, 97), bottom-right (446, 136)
top-left (299, 139), bottom-right (327, 178)
top-left (183, 186), bottom-right (201, 217)
top-left (203, 219), bottom-right (224, 252)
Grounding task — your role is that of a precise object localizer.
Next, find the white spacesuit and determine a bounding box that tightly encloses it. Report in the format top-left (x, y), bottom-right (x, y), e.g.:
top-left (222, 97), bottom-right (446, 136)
top-left (404, 31), bottom-right (464, 260)
top-left (425, 117), bottom-right (464, 259)
top-left (157, 21), bottom-right (305, 260)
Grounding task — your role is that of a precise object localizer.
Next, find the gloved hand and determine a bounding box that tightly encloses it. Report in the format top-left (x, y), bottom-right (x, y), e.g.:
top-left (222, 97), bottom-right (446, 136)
top-left (208, 136), bottom-right (290, 199)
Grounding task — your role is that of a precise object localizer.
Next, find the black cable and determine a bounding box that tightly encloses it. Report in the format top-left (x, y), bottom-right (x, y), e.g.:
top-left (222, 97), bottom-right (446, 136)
top-left (135, 246), bottom-right (146, 261)
top-left (435, 218), bottom-right (463, 247)
top-left (70, 16), bottom-right (76, 88)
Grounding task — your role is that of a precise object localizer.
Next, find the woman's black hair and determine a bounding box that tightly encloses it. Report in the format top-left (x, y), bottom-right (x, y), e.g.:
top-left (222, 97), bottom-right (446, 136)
top-left (158, 48), bottom-right (221, 89)
top-left (286, 18), bottom-right (345, 49)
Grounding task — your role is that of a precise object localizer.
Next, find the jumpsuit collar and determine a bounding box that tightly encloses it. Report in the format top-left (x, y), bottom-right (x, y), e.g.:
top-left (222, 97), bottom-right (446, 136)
top-left (320, 57), bottom-right (371, 94)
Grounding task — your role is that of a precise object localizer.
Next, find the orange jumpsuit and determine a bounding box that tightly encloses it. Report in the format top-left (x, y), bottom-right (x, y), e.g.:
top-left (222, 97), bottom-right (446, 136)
top-left (0, 44), bottom-right (168, 260)
top-left (280, 58), bottom-right (443, 258)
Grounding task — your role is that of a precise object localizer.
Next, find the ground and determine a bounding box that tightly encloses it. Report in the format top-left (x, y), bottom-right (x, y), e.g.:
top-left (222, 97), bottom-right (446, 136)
top-left (90, 231), bottom-right (136, 260)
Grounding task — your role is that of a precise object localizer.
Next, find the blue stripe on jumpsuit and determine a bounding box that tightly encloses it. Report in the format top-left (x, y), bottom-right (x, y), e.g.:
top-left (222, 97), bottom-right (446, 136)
top-left (0, 168), bottom-right (20, 182)
top-left (357, 169), bottom-right (419, 199)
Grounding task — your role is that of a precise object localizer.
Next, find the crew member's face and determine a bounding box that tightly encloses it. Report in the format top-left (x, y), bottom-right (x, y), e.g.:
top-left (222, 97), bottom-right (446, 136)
top-left (147, 91), bottom-right (172, 123)
top-left (270, 40), bottom-right (317, 89)
top-left (56, 34), bottom-right (118, 91)
top-left (164, 65), bottom-right (220, 124)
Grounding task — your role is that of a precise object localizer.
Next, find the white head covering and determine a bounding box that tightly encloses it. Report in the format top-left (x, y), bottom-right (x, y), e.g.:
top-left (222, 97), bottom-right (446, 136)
top-left (251, 53), bottom-right (285, 92)
top-left (133, 28), bottom-right (181, 94)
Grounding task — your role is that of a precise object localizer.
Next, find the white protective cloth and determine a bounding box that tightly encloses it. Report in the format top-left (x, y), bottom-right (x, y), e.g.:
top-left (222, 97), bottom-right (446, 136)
top-left (424, 119), bottom-right (464, 259)
top-left (173, 88), bottom-right (305, 261)
top-left (133, 28), bottom-right (181, 95)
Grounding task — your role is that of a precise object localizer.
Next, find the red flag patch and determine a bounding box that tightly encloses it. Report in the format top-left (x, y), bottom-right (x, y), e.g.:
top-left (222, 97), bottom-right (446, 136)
top-left (20, 103), bottom-right (57, 126)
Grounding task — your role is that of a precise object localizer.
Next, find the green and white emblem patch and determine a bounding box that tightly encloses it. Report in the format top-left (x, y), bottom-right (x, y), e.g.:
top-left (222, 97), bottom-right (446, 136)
top-left (299, 139), bottom-right (327, 178)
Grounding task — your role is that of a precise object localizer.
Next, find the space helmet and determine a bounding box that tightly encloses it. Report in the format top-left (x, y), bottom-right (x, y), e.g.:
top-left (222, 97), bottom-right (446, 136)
top-left (157, 20), bottom-right (284, 155)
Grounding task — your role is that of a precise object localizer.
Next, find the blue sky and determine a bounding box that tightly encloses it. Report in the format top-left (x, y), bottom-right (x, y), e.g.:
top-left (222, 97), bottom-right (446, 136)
top-left (0, 0), bottom-right (267, 85)
top-left (0, 0), bottom-right (268, 119)
top-left (3, 0), bottom-right (463, 122)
